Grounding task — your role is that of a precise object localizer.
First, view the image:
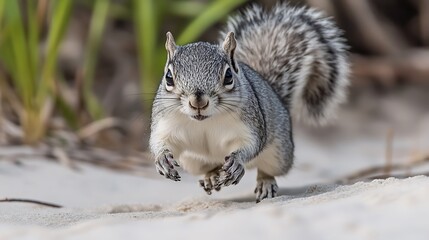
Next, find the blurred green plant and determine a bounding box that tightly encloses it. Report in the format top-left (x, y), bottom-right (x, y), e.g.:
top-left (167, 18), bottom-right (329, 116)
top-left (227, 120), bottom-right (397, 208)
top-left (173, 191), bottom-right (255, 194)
top-left (0, 0), bottom-right (74, 144)
top-left (82, 0), bottom-right (110, 120)
top-left (0, 0), bottom-right (109, 144)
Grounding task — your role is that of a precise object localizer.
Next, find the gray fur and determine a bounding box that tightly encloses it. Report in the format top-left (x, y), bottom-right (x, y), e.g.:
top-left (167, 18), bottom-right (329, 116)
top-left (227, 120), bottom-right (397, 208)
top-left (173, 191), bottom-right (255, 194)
top-left (150, 3), bottom-right (349, 202)
top-left (221, 3), bottom-right (349, 124)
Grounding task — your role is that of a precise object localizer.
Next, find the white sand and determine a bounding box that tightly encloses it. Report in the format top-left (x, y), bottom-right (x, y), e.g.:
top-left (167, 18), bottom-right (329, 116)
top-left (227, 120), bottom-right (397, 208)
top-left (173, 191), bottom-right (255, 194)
top-left (1, 138), bottom-right (429, 240)
top-left (1, 158), bottom-right (429, 240)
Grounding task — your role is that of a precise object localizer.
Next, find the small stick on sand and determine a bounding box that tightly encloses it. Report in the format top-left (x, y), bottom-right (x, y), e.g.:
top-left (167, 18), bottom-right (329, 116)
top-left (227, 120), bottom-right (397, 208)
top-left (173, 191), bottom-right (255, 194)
top-left (0, 198), bottom-right (62, 208)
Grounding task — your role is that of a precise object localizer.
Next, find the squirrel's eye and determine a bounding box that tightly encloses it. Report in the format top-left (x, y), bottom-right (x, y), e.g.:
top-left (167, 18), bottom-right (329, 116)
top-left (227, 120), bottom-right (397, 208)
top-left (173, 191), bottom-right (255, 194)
top-left (165, 69), bottom-right (174, 88)
top-left (223, 68), bottom-right (233, 88)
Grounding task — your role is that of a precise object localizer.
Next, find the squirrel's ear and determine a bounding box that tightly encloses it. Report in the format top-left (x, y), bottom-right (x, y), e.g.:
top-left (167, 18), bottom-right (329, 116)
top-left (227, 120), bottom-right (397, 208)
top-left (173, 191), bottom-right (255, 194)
top-left (165, 32), bottom-right (177, 59)
top-left (222, 32), bottom-right (236, 53)
top-left (222, 32), bottom-right (238, 72)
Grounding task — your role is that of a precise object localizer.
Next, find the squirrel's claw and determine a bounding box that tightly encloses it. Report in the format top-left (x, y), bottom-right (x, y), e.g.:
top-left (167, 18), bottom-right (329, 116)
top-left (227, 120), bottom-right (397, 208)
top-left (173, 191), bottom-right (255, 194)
top-left (216, 156), bottom-right (245, 188)
top-left (254, 179), bottom-right (278, 203)
top-left (199, 168), bottom-right (222, 195)
top-left (155, 153), bottom-right (181, 181)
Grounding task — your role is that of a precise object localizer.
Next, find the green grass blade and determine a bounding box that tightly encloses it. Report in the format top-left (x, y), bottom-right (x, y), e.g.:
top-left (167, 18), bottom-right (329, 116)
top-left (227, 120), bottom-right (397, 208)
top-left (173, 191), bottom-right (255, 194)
top-left (168, 0), bottom-right (206, 18)
top-left (27, 0), bottom-right (40, 88)
top-left (0, 22), bottom-right (17, 79)
top-left (3, 0), bottom-right (34, 109)
top-left (82, 0), bottom-right (110, 120)
top-left (38, 0), bottom-right (74, 104)
top-left (133, 0), bottom-right (158, 110)
top-left (177, 0), bottom-right (247, 44)
top-left (0, 0), bottom-right (5, 28)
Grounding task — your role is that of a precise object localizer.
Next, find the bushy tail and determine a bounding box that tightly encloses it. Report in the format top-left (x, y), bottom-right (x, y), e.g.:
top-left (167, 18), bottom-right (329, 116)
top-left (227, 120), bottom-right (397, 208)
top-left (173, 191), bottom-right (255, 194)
top-left (220, 3), bottom-right (349, 124)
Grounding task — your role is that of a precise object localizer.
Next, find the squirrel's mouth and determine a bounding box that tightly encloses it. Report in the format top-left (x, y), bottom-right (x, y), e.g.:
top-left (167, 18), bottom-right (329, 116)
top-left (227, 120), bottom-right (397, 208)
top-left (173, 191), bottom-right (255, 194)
top-left (191, 114), bottom-right (209, 121)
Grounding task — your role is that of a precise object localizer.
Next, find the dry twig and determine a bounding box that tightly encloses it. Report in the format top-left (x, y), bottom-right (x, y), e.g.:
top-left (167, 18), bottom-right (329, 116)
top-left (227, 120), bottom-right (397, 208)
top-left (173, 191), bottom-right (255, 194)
top-left (77, 117), bottom-right (126, 140)
top-left (337, 154), bottom-right (429, 184)
top-left (0, 198), bottom-right (62, 208)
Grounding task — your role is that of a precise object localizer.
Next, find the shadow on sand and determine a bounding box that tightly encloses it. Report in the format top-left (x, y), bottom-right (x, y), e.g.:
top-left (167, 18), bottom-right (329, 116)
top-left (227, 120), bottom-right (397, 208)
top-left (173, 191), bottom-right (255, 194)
top-left (228, 183), bottom-right (340, 203)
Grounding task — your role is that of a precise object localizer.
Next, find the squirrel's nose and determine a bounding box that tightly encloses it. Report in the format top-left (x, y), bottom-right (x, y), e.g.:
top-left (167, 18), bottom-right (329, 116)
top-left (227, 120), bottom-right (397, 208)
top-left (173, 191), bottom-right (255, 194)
top-left (189, 97), bottom-right (209, 110)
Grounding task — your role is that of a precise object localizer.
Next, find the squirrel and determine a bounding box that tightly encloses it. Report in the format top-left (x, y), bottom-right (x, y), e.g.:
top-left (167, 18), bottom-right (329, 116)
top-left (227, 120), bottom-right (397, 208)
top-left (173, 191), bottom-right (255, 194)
top-left (149, 3), bottom-right (349, 203)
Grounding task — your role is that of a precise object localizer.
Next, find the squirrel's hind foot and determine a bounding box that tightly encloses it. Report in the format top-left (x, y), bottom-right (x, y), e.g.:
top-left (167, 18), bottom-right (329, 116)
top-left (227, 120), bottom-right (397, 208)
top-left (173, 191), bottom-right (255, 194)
top-left (255, 171), bottom-right (278, 203)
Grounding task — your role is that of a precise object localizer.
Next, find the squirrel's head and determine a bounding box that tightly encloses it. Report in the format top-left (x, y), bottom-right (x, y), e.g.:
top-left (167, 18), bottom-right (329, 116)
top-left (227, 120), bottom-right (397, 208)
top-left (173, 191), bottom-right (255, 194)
top-left (156, 32), bottom-right (241, 121)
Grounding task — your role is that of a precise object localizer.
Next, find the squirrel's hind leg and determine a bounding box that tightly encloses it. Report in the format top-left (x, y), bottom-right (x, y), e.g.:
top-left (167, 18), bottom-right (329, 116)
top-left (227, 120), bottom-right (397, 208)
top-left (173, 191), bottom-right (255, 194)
top-left (199, 165), bottom-right (223, 195)
top-left (255, 169), bottom-right (279, 203)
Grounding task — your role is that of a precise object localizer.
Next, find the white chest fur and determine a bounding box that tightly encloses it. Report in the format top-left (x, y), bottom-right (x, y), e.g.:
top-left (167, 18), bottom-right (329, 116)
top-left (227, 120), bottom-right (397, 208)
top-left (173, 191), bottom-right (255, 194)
top-left (152, 112), bottom-right (253, 174)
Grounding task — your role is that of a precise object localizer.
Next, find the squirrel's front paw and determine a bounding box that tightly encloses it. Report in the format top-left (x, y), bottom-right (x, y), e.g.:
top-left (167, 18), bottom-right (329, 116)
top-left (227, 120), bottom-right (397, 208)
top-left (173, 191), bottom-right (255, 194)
top-left (155, 152), bottom-right (181, 181)
top-left (216, 156), bottom-right (245, 187)
top-left (199, 167), bottom-right (222, 195)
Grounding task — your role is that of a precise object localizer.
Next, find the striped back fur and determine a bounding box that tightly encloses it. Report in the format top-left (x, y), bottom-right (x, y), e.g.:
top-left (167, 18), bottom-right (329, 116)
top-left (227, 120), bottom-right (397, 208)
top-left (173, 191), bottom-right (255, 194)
top-left (220, 3), bottom-right (349, 124)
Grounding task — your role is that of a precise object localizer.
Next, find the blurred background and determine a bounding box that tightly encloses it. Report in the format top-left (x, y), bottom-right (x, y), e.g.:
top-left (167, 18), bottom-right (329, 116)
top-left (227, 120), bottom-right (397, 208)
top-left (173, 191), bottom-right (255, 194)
top-left (0, 0), bottom-right (428, 177)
